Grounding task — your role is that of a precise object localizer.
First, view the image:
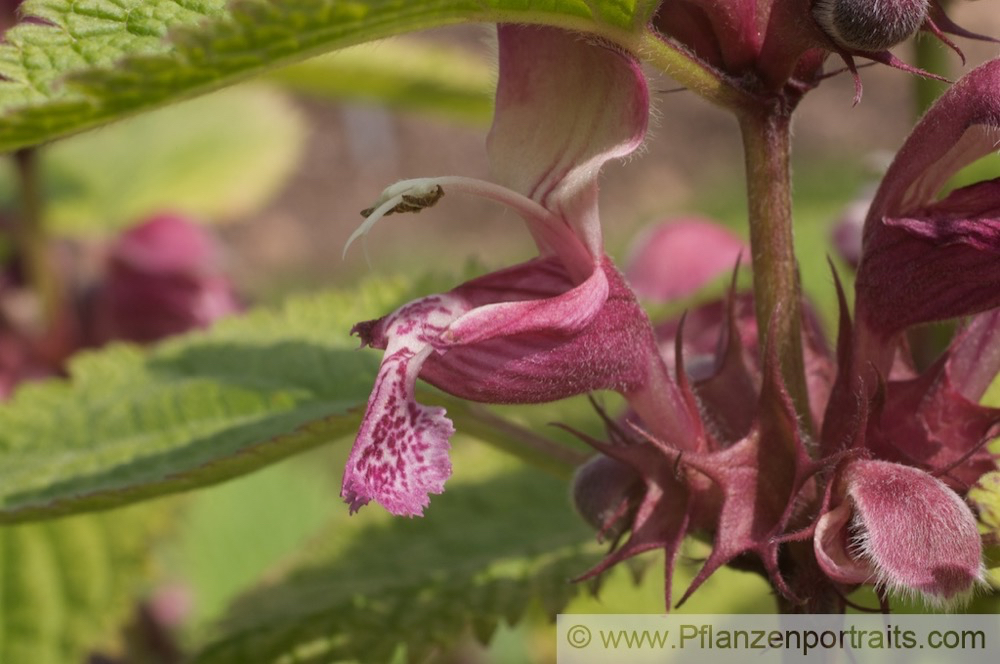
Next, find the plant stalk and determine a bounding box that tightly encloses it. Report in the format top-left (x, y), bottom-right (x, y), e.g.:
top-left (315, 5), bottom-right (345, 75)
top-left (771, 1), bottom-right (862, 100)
top-left (423, 391), bottom-right (588, 479)
top-left (13, 148), bottom-right (58, 326)
top-left (451, 404), bottom-right (589, 479)
top-left (738, 108), bottom-right (812, 431)
top-left (912, 35), bottom-right (950, 117)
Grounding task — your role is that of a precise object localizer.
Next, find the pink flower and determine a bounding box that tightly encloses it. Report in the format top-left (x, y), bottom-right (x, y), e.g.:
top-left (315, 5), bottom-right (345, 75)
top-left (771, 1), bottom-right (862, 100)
top-left (574, 60), bottom-right (1000, 606)
top-left (852, 58), bottom-right (1000, 362)
top-left (341, 26), bottom-right (698, 517)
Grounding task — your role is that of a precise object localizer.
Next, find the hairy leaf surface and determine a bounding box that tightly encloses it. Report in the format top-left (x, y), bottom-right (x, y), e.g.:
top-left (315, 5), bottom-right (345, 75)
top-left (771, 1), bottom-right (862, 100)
top-left (194, 451), bottom-right (598, 663)
top-left (0, 0), bottom-right (652, 152)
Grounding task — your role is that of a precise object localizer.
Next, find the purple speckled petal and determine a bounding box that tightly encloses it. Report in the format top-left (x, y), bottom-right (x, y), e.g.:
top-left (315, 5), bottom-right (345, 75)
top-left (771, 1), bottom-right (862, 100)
top-left (341, 25), bottom-right (671, 516)
top-left (343, 293), bottom-right (469, 516)
top-left (344, 257), bottom-right (683, 515)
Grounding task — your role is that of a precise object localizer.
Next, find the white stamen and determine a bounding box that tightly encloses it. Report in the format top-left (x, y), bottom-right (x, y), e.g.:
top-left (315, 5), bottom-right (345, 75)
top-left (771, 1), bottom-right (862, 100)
top-left (343, 192), bottom-right (406, 259)
top-left (342, 176), bottom-right (562, 259)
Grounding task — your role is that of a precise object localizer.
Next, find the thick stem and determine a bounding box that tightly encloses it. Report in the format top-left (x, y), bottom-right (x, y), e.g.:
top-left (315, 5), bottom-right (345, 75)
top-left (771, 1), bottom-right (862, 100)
top-left (782, 540), bottom-right (846, 614)
top-left (638, 30), bottom-right (753, 112)
top-left (739, 109), bottom-right (811, 430)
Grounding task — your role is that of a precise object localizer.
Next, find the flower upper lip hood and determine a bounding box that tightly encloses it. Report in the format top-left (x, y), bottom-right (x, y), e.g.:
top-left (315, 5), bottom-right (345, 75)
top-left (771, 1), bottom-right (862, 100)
top-left (341, 25), bottom-right (697, 517)
top-left (851, 58), bottom-right (1000, 379)
top-left (485, 26), bottom-right (647, 277)
top-left (814, 459), bottom-right (985, 606)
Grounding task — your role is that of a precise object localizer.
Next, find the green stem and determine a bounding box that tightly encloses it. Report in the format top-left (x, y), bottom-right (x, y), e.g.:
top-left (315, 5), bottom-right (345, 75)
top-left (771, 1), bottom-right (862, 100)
top-left (422, 391), bottom-right (588, 479)
top-left (450, 404), bottom-right (588, 480)
top-left (913, 8), bottom-right (952, 117)
top-left (738, 108), bottom-right (811, 430)
top-left (638, 29), bottom-right (752, 111)
top-left (13, 148), bottom-right (58, 326)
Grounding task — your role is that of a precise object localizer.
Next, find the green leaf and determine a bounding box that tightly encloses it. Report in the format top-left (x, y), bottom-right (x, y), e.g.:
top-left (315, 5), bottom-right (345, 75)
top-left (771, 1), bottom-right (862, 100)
top-left (0, 85), bottom-right (305, 233)
top-left (0, 503), bottom-right (173, 663)
top-left (0, 0), bottom-right (650, 152)
top-left (193, 449), bottom-right (597, 664)
top-left (267, 39), bottom-right (494, 125)
top-left (169, 448), bottom-right (341, 629)
top-left (970, 471), bottom-right (1000, 588)
top-left (976, 486), bottom-right (1000, 537)
top-left (0, 277), bottom-right (416, 524)
top-left (42, 85), bottom-right (304, 235)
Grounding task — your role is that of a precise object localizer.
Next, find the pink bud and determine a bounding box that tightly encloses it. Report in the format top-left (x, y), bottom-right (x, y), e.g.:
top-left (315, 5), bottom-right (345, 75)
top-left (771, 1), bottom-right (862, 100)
top-left (146, 583), bottom-right (193, 629)
top-left (815, 460), bottom-right (984, 606)
top-left (624, 218), bottom-right (746, 303)
top-left (88, 214), bottom-right (241, 344)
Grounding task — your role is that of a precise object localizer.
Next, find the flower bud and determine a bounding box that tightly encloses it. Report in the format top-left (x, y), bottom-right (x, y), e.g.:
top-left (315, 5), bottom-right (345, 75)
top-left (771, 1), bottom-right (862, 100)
top-left (830, 186), bottom-right (875, 270)
top-left (88, 214), bottom-right (241, 344)
top-left (814, 460), bottom-right (984, 607)
top-left (624, 218), bottom-right (746, 304)
top-left (813, 0), bottom-right (929, 52)
top-left (571, 454), bottom-right (642, 539)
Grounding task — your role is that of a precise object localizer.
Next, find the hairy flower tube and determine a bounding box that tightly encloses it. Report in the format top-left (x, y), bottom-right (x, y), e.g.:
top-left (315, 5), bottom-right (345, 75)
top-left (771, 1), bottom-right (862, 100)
top-left (341, 26), bottom-right (699, 517)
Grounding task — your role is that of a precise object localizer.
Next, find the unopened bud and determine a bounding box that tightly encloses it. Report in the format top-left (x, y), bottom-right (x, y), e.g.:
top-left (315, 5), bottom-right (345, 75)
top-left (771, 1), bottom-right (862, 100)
top-left (830, 185), bottom-right (875, 270)
top-left (813, 0), bottom-right (928, 52)
top-left (571, 455), bottom-right (642, 540)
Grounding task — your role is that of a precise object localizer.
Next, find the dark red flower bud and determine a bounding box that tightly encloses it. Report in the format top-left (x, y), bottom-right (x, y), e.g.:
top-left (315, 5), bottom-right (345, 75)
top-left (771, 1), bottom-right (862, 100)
top-left (88, 214), bottom-right (241, 344)
top-left (815, 460), bottom-right (984, 606)
top-left (812, 0), bottom-right (929, 52)
top-left (571, 454), bottom-right (643, 539)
